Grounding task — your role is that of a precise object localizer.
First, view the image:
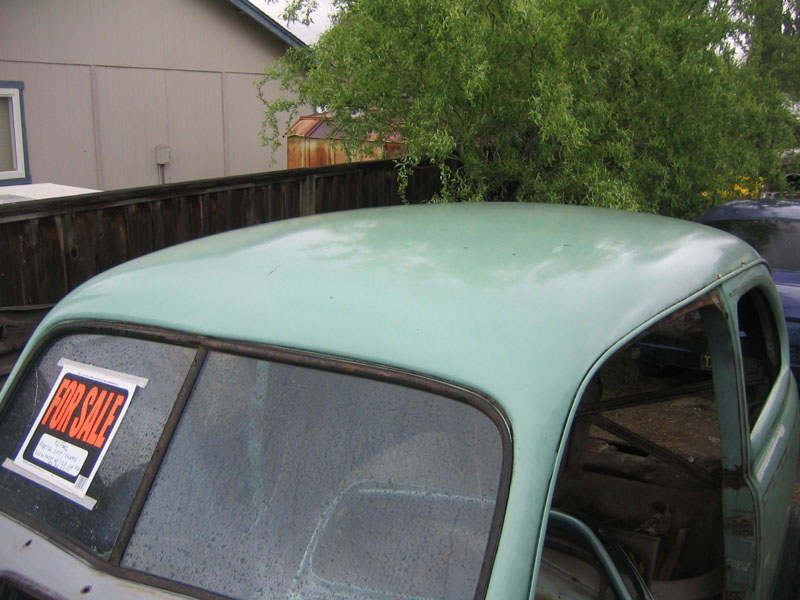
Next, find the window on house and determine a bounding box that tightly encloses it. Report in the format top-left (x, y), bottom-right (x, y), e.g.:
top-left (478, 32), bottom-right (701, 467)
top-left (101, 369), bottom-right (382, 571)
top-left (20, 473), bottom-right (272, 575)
top-left (0, 83), bottom-right (29, 184)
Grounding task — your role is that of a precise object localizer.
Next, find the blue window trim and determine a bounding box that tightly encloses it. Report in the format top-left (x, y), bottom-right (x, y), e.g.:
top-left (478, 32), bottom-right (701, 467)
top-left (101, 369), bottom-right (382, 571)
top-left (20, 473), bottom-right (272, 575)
top-left (0, 80), bottom-right (31, 186)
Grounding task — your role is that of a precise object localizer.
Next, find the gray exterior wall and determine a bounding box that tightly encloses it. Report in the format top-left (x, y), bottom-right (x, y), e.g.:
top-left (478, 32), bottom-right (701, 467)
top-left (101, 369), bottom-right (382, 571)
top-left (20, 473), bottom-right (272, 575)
top-left (0, 0), bottom-right (296, 190)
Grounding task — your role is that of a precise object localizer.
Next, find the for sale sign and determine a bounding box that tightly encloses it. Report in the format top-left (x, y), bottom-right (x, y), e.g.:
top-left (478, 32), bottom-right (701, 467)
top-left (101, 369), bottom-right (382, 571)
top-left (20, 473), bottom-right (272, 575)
top-left (5, 358), bottom-right (148, 509)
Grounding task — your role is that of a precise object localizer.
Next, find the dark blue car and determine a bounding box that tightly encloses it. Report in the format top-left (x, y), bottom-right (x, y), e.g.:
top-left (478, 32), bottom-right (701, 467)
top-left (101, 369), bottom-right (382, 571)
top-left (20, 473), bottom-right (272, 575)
top-left (699, 199), bottom-right (800, 379)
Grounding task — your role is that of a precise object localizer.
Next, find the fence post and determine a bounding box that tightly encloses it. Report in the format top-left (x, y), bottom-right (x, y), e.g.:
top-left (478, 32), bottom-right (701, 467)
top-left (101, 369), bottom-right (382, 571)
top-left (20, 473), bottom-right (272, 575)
top-left (299, 173), bottom-right (317, 216)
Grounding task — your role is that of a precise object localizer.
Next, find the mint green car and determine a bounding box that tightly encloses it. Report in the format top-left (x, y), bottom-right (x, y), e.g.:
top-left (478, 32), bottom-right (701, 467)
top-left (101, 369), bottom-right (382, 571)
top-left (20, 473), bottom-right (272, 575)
top-left (0, 203), bottom-right (798, 600)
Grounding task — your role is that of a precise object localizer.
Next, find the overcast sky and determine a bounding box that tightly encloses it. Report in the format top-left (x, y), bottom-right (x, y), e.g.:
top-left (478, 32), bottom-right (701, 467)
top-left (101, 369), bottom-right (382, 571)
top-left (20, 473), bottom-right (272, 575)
top-left (249, 0), bottom-right (335, 45)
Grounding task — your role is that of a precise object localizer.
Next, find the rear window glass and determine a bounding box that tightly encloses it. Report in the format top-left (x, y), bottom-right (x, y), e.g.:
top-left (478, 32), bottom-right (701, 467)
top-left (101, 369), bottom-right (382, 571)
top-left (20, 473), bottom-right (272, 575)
top-left (0, 334), bottom-right (196, 556)
top-left (0, 334), bottom-right (506, 599)
top-left (121, 351), bottom-right (503, 599)
top-left (707, 218), bottom-right (800, 272)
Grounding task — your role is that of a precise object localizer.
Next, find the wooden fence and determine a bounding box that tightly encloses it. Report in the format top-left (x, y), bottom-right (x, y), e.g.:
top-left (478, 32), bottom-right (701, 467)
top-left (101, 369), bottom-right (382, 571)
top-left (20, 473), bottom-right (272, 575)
top-left (0, 160), bottom-right (441, 375)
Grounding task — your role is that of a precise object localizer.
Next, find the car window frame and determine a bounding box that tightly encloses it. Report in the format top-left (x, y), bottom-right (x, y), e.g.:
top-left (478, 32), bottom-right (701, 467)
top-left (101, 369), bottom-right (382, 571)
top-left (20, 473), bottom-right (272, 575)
top-left (722, 269), bottom-right (792, 453)
top-left (720, 269), bottom-right (799, 597)
top-left (0, 320), bottom-right (513, 600)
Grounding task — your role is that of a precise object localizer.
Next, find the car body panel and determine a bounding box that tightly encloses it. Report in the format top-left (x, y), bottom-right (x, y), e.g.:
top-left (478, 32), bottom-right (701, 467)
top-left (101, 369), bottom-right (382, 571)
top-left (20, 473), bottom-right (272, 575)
top-left (773, 271), bottom-right (800, 315)
top-left (1, 204), bottom-right (760, 598)
top-left (718, 268), bottom-right (800, 598)
top-left (7, 204), bottom-right (758, 406)
top-left (0, 203), bottom-right (793, 600)
top-left (0, 512), bottom-right (193, 600)
top-left (698, 199), bottom-right (800, 221)
top-left (773, 271), bottom-right (800, 375)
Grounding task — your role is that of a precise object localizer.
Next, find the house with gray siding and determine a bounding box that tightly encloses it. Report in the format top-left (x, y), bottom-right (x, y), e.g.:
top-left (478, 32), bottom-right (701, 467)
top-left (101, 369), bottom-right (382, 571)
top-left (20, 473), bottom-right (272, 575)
top-left (0, 0), bottom-right (303, 190)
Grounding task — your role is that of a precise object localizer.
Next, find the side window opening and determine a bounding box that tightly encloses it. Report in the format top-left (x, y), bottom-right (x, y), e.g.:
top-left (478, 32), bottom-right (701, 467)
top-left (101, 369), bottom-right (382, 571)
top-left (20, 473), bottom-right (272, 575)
top-left (736, 287), bottom-right (780, 431)
top-left (538, 297), bottom-right (729, 598)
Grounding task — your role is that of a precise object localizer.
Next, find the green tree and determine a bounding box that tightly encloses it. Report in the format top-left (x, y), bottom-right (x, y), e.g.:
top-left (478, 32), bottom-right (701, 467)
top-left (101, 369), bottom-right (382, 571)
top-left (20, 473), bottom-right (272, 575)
top-left (743, 0), bottom-right (800, 183)
top-left (260, 0), bottom-right (798, 217)
top-left (746, 0), bottom-right (800, 99)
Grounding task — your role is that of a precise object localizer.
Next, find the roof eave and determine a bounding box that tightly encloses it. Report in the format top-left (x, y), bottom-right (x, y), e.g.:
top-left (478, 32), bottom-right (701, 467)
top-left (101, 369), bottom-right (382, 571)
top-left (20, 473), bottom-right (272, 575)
top-left (225, 0), bottom-right (306, 48)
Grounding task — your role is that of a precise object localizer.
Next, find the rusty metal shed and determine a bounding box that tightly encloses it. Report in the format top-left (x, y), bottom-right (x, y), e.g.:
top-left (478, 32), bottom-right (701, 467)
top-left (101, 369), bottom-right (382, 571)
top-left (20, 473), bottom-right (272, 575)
top-left (285, 113), bottom-right (404, 169)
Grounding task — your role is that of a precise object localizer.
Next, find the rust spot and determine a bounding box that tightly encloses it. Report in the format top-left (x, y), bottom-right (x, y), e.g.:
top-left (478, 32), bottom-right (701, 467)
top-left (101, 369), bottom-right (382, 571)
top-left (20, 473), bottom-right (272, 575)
top-left (727, 515), bottom-right (755, 536)
top-left (722, 467), bottom-right (746, 489)
top-left (634, 290), bottom-right (727, 341)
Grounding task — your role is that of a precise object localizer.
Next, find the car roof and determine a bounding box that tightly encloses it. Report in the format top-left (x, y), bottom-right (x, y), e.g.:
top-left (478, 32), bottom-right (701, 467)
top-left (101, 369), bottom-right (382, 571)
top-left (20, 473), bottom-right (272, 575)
top-left (699, 198), bottom-right (800, 222)
top-left (29, 203), bottom-right (759, 422)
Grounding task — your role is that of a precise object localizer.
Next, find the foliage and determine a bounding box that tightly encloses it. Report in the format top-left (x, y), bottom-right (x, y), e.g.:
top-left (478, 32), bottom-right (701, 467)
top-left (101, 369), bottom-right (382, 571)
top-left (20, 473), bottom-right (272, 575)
top-left (744, 0), bottom-right (800, 100)
top-left (259, 0), bottom-right (799, 217)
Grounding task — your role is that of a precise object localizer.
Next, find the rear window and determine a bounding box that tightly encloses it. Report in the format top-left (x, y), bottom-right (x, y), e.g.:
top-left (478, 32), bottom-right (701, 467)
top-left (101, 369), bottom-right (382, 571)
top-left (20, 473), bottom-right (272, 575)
top-left (707, 218), bottom-right (800, 272)
top-left (0, 332), bottom-right (505, 599)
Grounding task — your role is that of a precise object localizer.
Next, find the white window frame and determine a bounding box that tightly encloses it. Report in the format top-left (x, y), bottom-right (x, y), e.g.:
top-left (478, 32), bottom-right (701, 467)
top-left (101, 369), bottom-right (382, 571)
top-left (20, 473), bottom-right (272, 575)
top-left (0, 85), bottom-right (28, 182)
